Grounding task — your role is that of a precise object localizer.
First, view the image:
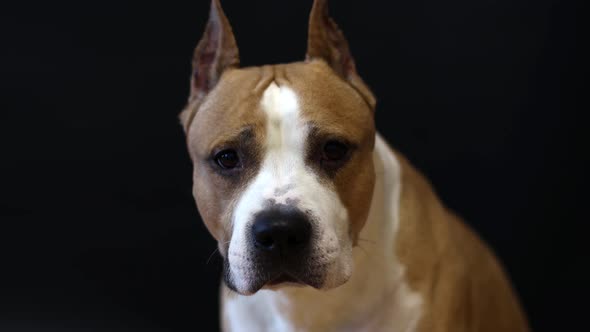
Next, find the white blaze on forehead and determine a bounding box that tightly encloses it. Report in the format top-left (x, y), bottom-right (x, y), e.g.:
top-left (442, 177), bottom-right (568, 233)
top-left (260, 82), bottom-right (304, 170)
top-left (227, 82), bottom-right (351, 294)
top-left (261, 82), bottom-right (299, 129)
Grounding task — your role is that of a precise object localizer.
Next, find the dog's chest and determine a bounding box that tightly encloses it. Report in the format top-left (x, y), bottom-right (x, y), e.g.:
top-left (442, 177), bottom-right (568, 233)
top-left (222, 277), bottom-right (422, 332)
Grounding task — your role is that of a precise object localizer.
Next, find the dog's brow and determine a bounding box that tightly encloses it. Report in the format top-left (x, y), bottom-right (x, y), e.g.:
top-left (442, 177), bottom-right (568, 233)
top-left (212, 126), bottom-right (255, 149)
top-left (306, 122), bottom-right (359, 146)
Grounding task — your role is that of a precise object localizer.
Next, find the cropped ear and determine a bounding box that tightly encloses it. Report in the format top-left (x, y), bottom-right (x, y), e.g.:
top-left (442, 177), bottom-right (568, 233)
top-left (181, 0), bottom-right (240, 130)
top-left (306, 0), bottom-right (376, 110)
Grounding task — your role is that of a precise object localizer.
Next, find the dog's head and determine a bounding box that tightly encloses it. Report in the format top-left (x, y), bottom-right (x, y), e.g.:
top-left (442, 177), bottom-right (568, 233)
top-left (181, 0), bottom-right (376, 295)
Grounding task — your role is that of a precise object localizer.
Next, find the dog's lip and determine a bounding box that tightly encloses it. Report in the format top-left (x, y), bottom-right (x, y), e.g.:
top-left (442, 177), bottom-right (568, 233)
top-left (267, 273), bottom-right (300, 286)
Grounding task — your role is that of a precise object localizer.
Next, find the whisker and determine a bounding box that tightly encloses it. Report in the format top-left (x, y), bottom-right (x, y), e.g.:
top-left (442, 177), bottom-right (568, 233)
top-left (356, 244), bottom-right (370, 256)
top-left (357, 237), bottom-right (376, 245)
top-left (206, 247), bottom-right (220, 265)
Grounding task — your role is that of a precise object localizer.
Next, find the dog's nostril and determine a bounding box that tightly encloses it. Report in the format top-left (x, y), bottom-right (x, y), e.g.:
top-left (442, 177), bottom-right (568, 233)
top-left (257, 233), bottom-right (275, 249)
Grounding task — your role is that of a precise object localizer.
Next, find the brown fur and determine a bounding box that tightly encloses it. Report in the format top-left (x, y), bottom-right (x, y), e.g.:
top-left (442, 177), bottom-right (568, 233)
top-left (182, 0), bottom-right (240, 130)
top-left (185, 66), bottom-right (271, 252)
top-left (306, 0), bottom-right (376, 109)
top-left (394, 150), bottom-right (530, 331)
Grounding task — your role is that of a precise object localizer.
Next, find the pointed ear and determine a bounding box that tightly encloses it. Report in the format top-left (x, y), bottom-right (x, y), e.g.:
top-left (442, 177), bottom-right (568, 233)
top-left (181, 0), bottom-right (240, 130)
top-left (191, 0), bottom-right (239, 99)
top-left (306, 0), bottom-right (376, 110)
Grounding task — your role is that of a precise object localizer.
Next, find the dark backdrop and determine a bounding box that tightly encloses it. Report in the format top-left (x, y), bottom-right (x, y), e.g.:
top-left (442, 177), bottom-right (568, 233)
top-left (0, 0), bottom-right (584, 331)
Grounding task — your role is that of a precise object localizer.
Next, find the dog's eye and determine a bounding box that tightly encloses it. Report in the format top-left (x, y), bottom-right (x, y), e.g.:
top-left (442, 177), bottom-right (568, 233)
top-left (322, 141), bottom-right (349, 163)
top-left (215, 149), bottom-right (241, 169)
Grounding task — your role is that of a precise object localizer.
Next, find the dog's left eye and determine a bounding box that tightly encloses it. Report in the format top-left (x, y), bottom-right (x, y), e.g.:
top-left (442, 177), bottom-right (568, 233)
top-left (322, 140), bottom-right (349, 163)
top-left (215, 149), bottom-right (241, 170)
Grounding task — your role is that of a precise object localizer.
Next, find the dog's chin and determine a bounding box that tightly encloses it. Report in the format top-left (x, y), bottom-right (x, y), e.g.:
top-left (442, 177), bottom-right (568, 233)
top-left (223, 263), bottom-right (328, 295)
top-left (224, 269), bottom-right (353, 296)
top-left (261, 274), bottom-right (310, 290)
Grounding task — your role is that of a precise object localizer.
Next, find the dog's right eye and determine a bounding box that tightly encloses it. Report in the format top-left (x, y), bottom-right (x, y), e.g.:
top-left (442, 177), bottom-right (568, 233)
top-left (214, 149), bottom-right (241, 170)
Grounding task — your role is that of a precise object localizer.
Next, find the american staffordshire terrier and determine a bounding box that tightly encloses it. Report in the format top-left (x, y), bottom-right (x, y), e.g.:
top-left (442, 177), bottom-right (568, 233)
top-left (179, 0), bottom-right (530, 331)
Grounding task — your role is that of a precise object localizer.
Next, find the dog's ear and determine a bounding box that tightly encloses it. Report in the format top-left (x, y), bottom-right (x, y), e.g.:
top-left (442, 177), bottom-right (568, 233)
top-left (191, 0), bottom-right (239, 99)
top-left (306, 0), bottom-right (376, 110)
top-left (181, 0), bottom-right (240, 130)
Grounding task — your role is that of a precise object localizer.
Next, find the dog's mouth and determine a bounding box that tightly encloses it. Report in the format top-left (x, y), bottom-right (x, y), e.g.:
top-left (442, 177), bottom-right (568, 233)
top-left (266, 273), bottom-right (300, 286)
top-left (223, 255), bottom-right (327, 293)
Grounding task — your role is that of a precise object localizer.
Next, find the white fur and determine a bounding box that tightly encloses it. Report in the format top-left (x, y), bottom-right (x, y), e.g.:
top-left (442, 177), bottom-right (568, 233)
top-left (227, 83), bottom-right (352, 294)
top-left (223, 134), bottom-right (423, 331)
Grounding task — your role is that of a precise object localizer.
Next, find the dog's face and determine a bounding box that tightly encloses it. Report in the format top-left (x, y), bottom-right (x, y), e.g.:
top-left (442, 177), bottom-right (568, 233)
top-left (181, 0), bottom-right (376, 295)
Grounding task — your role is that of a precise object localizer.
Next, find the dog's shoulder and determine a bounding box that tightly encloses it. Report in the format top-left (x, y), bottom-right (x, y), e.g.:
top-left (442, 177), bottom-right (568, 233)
top-left (390, 148), bottom-right (529, 332)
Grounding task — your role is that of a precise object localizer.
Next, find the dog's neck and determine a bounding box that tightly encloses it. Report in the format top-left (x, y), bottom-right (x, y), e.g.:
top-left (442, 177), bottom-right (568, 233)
top-left (223, 134), bottom-right (422, 331)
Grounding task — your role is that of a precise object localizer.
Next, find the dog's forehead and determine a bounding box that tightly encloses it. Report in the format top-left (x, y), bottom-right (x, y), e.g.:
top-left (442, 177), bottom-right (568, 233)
top-left (189, 60), bottom-right (373, 153)
top-left (281, 61), bottom-right (375, 140)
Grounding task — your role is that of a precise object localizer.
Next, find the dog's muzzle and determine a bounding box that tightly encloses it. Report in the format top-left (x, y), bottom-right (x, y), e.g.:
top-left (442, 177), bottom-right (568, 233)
top-left (224, 204), bottom-right (326, 293)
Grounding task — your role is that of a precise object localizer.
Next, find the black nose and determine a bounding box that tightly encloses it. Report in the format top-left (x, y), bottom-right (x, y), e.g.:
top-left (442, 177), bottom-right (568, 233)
top-left (251, 207), bottom-right (312, 256)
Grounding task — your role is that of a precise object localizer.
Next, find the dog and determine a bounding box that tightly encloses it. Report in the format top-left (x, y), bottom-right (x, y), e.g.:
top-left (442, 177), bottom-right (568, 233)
top-left (179, 0), bottom-right (530, 331)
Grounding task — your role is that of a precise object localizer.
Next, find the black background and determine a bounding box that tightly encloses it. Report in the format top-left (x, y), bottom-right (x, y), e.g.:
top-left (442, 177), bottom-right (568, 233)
top-left (0, 0), bottom-right (584, 331)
